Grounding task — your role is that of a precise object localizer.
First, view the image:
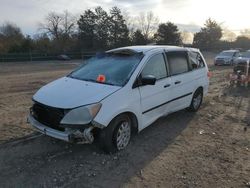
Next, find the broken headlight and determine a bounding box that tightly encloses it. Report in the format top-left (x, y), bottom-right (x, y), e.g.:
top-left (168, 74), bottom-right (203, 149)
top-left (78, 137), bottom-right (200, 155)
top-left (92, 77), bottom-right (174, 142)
top-left (60, 103), bottom-right (102, 125)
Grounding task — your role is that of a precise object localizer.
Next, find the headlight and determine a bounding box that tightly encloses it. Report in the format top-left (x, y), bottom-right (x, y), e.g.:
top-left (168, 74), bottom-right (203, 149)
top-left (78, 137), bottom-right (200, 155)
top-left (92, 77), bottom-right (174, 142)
top-left (60, 103), bottom-right (102, 125)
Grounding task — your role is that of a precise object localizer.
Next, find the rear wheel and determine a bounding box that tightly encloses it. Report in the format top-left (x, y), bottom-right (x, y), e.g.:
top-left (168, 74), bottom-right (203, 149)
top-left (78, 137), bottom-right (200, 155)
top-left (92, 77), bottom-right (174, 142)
top-left (99, 114), bottom-right (131, 153)
top-left (188, 89), bottom-right (203, 112)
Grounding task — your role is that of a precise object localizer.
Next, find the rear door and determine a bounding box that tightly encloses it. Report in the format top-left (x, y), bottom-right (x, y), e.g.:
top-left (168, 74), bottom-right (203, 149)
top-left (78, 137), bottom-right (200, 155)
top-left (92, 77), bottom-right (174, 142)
top-left (138, 52), bottom-right (172, 129)
top-left (165, 51), bottom-right (194, 112)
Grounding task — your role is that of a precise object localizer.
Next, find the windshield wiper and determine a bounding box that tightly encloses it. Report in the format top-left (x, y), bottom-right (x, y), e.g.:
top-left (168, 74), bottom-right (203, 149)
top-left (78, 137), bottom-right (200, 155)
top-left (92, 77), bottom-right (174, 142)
top-left (102, 82), bottom-right (115, 86)
top-left (81, 78), bottom-right (116, 86)
top-left (67, 74), bottom-right (75, 79)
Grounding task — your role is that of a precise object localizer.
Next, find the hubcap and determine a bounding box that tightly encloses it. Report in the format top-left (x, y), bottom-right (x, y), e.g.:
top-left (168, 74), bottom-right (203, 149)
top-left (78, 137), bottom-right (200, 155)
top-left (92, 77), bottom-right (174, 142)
top-left (116, 121), bottom-right (131, 150)
top-left (193, 94), bottom-right (202, 109)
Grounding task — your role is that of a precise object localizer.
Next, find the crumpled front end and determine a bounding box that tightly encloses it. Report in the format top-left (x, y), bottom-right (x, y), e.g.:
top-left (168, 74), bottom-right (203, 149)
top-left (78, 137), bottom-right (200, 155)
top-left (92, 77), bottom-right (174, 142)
top-left (28, 102), bottom-right (104, 144)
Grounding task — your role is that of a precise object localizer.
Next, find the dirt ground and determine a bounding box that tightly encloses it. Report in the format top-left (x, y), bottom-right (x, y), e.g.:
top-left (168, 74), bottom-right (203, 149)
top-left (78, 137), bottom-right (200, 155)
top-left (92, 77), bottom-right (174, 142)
top-left (0, 54), bottom-right (249, 188)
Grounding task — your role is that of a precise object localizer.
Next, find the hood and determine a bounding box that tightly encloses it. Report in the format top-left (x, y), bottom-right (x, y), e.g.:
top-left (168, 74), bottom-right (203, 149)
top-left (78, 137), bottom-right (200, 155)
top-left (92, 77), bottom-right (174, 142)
top-left (236, 57), bottom-right (250, 62)
top-left (33, 77), bottom-right (121, 109)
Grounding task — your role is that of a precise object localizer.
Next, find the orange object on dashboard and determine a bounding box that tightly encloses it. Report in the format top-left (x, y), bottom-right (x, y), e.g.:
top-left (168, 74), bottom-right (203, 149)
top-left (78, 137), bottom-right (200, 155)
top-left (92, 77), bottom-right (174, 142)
top-left (97, 74), bottom-right (106, 82)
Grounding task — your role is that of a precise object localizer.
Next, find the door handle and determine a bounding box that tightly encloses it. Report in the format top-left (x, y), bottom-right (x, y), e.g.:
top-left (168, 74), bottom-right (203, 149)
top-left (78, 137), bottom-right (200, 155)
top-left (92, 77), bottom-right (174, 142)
top-left (175, 81), bottom-right (181, 84)
top-left (164, 84), bottom-right (171, 88)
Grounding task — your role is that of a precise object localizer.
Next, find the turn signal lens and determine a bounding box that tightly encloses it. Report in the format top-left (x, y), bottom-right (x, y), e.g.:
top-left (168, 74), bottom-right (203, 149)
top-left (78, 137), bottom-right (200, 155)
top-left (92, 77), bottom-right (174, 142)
top-left (207, 71), bottom-right (212, 78)
top-left (88, 103), bottom-right (102, 118)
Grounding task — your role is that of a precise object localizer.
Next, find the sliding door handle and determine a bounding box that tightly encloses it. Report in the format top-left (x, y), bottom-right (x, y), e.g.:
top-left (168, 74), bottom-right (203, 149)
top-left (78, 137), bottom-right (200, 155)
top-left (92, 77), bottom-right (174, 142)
top-left (175, 81), bottom-right (181, 84)
top-left (164, 84), bottom-right (171, 88)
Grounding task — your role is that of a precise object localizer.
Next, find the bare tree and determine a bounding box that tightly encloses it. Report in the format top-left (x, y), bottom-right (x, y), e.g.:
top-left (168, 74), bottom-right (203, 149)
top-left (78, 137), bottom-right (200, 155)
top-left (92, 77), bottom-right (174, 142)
top-left (181, 31), bottom-right (194, 44)
top-left (0, 22), bottom-right (23, 37)
top-left (240, 29), bottom-right (250, 39)
top-left (62, 10), bottom-right (76, 36)
top-left (0, 22), bottom-right (24, 53)
top-left (40, 12), bottom-right (63, 40)
top-left (138, 11), bottom-right (159, 41)
top-left (123, 10), bottom-right (136, 37)
top-left (222, 28), bottom-right (236, 42)
top-left (40, 11), bottom-right (76, 40)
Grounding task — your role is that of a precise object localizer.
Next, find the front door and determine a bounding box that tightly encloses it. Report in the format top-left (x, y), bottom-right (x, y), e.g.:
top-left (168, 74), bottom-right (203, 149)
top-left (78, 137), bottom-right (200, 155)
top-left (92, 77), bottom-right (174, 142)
top-left (139, 53), bottom-right (172, 129)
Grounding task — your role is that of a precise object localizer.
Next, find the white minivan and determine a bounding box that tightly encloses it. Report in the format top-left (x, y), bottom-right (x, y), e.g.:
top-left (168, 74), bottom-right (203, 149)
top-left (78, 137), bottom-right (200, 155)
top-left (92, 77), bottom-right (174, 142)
top-left (28, 46), bottom-right (209, 153)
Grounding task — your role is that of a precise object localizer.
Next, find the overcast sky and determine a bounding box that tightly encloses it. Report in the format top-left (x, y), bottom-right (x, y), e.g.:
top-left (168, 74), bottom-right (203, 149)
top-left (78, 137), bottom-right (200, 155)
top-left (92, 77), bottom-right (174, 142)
top-left (0, 0), bottom-right (249, 35)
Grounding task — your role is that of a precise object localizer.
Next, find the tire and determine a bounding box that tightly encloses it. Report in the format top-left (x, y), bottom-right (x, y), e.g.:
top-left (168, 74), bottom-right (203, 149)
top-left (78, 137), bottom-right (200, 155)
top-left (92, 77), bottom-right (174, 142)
top-left (99, 114), bottom-right (132, 153)
top-left (188, 89), bottom-right (203, 112)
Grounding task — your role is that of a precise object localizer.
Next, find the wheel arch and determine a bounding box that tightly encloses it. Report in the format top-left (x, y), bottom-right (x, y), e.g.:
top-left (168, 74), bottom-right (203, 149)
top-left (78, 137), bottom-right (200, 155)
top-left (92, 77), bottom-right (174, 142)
top-left (196, 86), bottom-right (204, 93)
top-left (188, 86), bottom-right (204, 112)
top-left (108, 111), bottom-right (139, 134)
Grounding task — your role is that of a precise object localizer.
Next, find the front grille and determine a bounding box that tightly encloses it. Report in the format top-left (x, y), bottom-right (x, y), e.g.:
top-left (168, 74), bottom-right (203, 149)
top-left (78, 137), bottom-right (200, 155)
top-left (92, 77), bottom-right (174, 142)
top-left (215, 59), bottom-right (225, 64)
top-left (32, 102), bottom-right (65, 131)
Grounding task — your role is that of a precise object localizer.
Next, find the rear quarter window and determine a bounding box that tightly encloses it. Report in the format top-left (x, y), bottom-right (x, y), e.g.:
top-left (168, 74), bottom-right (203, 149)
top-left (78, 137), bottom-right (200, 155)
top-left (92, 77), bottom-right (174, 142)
top-left (189, 51), bottom-right (205, 70)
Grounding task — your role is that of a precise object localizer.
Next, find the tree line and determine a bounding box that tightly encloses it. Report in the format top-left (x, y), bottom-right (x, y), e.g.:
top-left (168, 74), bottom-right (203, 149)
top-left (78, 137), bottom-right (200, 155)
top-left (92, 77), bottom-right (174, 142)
top-left (192, 18), bottom-right (250, 51)
top-left (1, 6), bottom-right (250, 55)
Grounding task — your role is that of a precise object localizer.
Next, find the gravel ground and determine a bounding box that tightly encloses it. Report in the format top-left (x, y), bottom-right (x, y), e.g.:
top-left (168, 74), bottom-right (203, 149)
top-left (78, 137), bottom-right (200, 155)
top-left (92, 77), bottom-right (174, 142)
top-left (0, 55), bottom-right (249, 188)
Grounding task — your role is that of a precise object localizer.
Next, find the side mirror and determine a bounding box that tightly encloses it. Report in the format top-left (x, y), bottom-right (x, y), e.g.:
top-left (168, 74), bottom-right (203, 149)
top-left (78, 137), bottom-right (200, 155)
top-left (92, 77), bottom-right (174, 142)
top-left (141, 75), bottom-right (156, 86)
top-left (192, 64), bottom-right (198, 69)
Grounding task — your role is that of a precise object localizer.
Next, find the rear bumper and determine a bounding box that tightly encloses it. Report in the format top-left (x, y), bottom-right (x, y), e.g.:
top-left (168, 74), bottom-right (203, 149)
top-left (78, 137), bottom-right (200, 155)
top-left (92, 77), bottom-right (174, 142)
top-left (28, 114), bottom-right (70, 142)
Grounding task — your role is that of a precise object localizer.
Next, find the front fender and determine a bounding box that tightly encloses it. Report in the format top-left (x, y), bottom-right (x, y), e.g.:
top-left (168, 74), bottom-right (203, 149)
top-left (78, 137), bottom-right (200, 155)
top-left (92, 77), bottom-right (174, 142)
top-left (93, 87), bottom-right (142, 130)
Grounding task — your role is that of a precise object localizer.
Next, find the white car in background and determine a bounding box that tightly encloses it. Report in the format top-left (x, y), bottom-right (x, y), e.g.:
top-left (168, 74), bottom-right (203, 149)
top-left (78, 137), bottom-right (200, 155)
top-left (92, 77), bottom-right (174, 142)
top-left (214, 50), bottom-right (240, 65)
top-left (28, 45), bottom-right (209, 153)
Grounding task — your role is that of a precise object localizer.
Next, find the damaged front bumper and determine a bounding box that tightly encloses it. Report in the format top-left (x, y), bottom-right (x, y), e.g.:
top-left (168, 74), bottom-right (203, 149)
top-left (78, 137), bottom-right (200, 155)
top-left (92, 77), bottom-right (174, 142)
top-left (27, 114), bottom-right (97, 144)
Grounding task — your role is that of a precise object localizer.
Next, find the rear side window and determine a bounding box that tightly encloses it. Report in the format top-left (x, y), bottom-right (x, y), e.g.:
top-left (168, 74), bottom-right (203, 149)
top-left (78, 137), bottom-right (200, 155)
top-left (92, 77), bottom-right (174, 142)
top-left (141, 54), bottom-right (167, 80)
top-left (166, 51), bottom-right (189, 76)
top-left (189, 51), bottom-right (205, 69)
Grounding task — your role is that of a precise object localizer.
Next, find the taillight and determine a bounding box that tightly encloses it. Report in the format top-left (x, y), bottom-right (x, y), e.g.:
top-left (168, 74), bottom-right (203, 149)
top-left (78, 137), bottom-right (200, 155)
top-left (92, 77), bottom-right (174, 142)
top-left (207, 71), bottom-right (212, 78)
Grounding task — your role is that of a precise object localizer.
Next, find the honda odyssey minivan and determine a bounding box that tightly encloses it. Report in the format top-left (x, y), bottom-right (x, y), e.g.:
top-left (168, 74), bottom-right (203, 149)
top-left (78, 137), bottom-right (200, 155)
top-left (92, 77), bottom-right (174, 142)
top-left (28, 45), bottom-right (209, 153)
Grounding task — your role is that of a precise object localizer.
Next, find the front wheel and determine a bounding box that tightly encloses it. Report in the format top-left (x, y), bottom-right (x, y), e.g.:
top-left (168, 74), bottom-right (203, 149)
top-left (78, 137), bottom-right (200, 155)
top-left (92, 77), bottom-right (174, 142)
top-left (230, 60), bottom-right (234, 66)
top-left (188, 89), bottom-right (203, 112)
top-left (99, 114), bottom-right (132, 153)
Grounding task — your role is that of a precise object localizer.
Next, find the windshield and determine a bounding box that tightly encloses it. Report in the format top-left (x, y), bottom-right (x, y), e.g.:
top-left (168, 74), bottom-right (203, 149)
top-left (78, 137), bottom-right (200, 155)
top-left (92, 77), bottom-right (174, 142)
top-left (219, 51), bottom-right (234, 57)
top-left (68, 52), bottom-right (143, 86)
top-left (241, 52), bottom-right (250, 58)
